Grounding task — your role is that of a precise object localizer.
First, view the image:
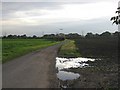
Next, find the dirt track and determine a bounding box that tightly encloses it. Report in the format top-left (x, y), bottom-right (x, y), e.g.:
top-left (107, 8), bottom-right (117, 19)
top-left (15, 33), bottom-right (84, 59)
top-left (3, 43), bottom-right (62, 88)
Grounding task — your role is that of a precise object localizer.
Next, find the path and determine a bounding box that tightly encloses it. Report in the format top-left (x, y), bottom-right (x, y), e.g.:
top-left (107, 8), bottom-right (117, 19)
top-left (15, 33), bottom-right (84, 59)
top-left (3, 43), bottom-right (62, 88)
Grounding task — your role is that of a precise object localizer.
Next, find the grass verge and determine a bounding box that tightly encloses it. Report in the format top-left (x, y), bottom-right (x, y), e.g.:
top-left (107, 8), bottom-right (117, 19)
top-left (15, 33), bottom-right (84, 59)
top-left (58, 40), bottom-right (81, 58)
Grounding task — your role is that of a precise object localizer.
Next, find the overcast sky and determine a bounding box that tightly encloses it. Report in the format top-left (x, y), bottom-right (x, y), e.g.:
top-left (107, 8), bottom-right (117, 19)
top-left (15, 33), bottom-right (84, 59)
top-left (1, 0), bottom-right (119, 36)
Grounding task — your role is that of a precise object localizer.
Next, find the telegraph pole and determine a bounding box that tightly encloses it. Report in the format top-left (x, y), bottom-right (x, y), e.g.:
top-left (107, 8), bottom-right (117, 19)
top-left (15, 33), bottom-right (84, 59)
top-left (81, 30), bottom-right (84, 36)
top-left (42, 31), bottom-right (44, 36)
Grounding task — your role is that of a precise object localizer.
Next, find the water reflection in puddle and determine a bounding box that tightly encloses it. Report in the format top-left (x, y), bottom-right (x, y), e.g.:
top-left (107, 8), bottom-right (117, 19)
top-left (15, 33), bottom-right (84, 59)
top-left (56, 57), bottom-right (95, 70)
top-left (56, 57), bottom-right (95, 88)
top-left (57, 71), bottom-right (80, 81)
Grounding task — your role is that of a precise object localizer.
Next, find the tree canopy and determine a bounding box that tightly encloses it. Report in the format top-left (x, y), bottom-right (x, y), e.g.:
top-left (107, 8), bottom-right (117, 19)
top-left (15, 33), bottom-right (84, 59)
top-left (111, 7), bottom-right (120, 25)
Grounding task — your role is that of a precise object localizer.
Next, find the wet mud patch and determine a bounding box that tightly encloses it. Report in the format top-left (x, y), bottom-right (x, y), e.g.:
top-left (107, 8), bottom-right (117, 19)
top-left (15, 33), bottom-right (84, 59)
top-left (63, 58), bottom-right (118, 88)
top-left (55, 57), bottom-right (96, 88)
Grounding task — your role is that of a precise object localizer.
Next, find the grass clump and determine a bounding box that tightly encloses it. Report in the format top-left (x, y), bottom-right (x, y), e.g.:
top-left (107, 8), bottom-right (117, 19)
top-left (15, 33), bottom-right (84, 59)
top-left (58, 40), bottom-right (81, 58)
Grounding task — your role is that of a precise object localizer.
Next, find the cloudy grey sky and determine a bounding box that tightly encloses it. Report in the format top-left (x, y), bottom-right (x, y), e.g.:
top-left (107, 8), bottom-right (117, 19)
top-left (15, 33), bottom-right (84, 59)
top-left (1, 0), bottom-right (119, 36)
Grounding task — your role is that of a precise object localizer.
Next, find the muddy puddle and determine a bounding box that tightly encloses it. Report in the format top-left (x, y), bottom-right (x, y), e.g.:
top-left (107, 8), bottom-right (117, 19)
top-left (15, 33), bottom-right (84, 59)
top-left (57, 71), bottom-right (80, 81)
top-left (56, 57), bottom-right (96, 88)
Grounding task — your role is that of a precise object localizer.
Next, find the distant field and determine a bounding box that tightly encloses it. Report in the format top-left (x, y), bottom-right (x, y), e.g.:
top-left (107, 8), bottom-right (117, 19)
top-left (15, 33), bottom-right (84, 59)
top-left (2, 39), bottom-right (59, 63)
top-left (75, 38), bottom-right (118, 58)
top-left (58, 40), bottom-right (81, 57)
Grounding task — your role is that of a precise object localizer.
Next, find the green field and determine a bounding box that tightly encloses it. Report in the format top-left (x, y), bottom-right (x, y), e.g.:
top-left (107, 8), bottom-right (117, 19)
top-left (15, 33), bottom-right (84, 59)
top-left (58, 40), bottom-right (81, 57)
top-left (2, 39), bottom-right (59, 63)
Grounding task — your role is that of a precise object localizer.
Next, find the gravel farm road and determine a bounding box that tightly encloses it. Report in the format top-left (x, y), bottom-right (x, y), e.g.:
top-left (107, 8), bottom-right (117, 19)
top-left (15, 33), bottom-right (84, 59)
top-left (3, 43), bottom-right (62, 88)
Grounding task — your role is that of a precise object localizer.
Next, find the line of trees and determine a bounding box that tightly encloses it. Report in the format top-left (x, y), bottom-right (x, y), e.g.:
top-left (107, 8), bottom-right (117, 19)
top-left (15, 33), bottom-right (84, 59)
top-left (85, 31), bottom-right (119, 39)
top-left (2, 31), bottom-right (120, 40)
top-left (42, 31), bottom-right (120, 40)
top-left (2, 34), bottom-right (39, 39)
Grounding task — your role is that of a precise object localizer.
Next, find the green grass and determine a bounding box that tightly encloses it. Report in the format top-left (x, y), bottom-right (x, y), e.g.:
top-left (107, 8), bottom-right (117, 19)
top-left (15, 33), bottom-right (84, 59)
top-left (2, 39), bottom-right (59, 63)
top-left (58, 40), bottom-right (81, 57)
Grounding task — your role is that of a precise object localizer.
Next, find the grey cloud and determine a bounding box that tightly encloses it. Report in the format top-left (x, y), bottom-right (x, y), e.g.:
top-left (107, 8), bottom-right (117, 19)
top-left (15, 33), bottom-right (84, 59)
top-left (2, 0), bottom-right (118, 19)
top-left (48, 17), bottom-right (117, 34)
top-left (1, 2), bottom-right (93, 20)
top-left (2, 2), bottom-right (65, 19)
top-left (3, 18), bottom-right (117, 36)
